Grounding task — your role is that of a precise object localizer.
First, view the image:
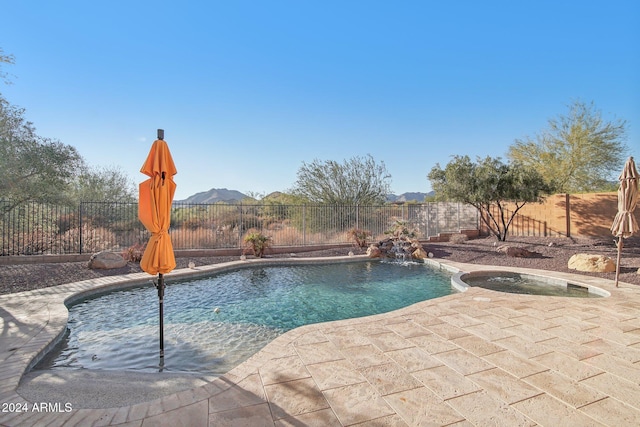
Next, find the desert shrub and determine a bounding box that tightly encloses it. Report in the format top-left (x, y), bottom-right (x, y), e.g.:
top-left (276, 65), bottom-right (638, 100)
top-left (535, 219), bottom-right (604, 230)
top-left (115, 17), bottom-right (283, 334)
top-left (181, 216), bottom-right (207, 230)
top-left (243, 229), bottom-right (272, 258)
top-left (0, 203), bottom-right (65, 254)
top-left (172, 205), bottom-right (214, 229)
top-left (268, 225), bottom-right (302, 245)
top-left (57, 226), bottom-right (119, 253)
top-left (123, 243), bottom-right (146, 262)
top-left (266, 221), bottom-right (284, 231)
top-left (260, 224), bottom-right (353, 246)
top-left (213, 207), bottom-right (262, 235)
top-left (56, 212), bottom-right (79, 234)
top-left (347, 228), bottom-right (372, 248)
top-left (170, 227), bottom-right (216, 249)
top-left (449, 233), bottom-right (468, 244)
top-left (10, 228), bottom-right (58, 255)
top-left (305, 230), bottom-right (347, 245)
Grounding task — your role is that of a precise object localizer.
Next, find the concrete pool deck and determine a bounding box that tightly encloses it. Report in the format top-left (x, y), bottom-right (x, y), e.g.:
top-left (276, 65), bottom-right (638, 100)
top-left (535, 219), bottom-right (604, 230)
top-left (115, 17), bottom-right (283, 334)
top-left (1, 256), bottom-right (640, 426)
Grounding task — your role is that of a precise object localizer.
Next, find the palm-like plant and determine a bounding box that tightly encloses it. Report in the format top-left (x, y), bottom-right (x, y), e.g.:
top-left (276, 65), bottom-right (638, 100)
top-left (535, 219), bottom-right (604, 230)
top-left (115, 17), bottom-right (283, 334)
top-left (243, 230), bottom-right (272, 258)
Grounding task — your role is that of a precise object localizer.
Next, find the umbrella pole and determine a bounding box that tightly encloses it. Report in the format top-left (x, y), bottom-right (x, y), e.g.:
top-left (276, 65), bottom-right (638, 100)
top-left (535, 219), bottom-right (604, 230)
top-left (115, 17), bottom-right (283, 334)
top-left (157, 273), bottom-right (165, 357)
top-left (615, 237), bottom-right (623, 288)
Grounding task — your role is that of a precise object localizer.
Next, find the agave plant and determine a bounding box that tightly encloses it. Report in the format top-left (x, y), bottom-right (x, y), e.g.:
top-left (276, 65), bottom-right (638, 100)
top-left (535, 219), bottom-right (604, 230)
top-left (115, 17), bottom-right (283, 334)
top-left (243, 230), bottom-right (272, 258)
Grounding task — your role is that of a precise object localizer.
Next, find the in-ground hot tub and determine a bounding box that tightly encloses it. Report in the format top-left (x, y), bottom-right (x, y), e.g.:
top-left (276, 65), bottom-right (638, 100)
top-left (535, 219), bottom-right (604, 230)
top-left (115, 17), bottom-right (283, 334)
top-left (452, 270), bottom-right (609, 298)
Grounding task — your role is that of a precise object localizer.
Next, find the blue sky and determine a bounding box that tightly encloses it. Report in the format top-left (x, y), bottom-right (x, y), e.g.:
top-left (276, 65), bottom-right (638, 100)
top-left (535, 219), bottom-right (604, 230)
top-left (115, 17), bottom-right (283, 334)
top-left (2, 1), bottom-right (638, 200)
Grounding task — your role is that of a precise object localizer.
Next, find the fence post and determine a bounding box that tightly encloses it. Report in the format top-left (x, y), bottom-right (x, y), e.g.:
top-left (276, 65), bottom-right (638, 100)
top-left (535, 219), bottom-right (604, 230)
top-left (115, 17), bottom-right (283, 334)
top-left (565, 193), bottom-right (571, 238)
top-left (238, 204), bottom-right (243, 248)
top-left (79, 202), bottom-right (83, 254)
top-left (303, 205), bottom-right (306, 246)
top-left (427, 202), bottom-right (433, 238)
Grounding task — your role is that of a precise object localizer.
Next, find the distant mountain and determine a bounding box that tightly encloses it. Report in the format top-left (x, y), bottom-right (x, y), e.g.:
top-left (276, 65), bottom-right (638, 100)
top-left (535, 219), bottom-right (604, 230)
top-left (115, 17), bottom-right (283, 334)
top-left (179, 188), bottom-right (433, 204)
top-left (177, 188), bottom-right (247, 204)
top-left (386, 192), bottom-right (434, 203)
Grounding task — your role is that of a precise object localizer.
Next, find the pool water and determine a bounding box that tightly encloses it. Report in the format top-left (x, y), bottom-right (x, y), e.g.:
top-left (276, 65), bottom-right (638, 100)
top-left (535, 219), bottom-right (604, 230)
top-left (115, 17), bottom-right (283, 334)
top-left (461, 272), bottom-right (601, 298)
top-left (41, 260), bottom-right (453, 375)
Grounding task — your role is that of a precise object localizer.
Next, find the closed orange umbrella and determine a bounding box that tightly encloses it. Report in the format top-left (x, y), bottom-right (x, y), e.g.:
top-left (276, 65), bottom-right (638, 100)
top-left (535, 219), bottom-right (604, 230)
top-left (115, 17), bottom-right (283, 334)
top-left (139, 138), bottom-right (177, 274)
top-left (138, 129), bottom-right (177, 358)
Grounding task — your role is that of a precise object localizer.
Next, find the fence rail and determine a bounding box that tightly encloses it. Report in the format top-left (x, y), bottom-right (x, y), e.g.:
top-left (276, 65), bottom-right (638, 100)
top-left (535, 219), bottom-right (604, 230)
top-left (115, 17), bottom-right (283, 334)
top-left (0, 200), bottom-right (479, 256)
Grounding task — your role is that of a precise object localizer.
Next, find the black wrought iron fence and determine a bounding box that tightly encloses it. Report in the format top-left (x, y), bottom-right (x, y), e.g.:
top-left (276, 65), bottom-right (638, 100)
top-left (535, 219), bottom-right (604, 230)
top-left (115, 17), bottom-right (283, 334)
top-left (0, 200), bottom-right (479, 256)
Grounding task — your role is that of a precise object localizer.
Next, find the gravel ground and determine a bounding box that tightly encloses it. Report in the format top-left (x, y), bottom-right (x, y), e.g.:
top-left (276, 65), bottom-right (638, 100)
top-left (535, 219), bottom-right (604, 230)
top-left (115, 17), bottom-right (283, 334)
top-left (428, 235), bottom-right (640, 287)
top-left (1, 236), bottom-right (639, 295)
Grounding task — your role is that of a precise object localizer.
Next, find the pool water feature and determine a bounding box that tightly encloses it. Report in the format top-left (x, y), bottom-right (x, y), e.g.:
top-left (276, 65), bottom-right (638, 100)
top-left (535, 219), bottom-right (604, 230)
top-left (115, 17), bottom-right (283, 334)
top-left (40, 260), bottom-right (454, 375)
top-left (454, 270), bottom-right (608, 298)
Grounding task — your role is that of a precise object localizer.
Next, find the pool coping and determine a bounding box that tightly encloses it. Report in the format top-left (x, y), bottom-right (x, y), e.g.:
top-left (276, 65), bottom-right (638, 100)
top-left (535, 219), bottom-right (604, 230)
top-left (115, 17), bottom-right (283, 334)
top-left (2, 255), bottom-right (640, 426)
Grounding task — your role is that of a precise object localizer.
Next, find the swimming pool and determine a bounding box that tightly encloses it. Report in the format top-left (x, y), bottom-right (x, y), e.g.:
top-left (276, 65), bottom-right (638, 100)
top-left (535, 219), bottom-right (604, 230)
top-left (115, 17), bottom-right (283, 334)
top-left (39, 260), bottom-right (454, 375)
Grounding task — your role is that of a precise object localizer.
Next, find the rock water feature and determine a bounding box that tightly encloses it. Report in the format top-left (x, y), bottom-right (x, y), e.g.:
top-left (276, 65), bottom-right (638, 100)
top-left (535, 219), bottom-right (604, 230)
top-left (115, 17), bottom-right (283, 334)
top-left (366, 236), bottom-right (429, 260)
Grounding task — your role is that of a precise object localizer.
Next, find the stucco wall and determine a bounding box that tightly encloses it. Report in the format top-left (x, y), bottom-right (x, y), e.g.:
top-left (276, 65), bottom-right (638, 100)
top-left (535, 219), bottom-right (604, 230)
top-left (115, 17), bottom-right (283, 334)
top-left (492, 192), bottom-right (631, 238)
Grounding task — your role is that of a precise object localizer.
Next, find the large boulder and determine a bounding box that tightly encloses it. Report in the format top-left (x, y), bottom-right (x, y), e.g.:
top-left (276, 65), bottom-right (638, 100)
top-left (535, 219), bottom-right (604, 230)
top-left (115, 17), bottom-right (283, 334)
top-left (568, 254), bottom-right (616, 273)
top-left (88, 251), bottom-right (128, 269)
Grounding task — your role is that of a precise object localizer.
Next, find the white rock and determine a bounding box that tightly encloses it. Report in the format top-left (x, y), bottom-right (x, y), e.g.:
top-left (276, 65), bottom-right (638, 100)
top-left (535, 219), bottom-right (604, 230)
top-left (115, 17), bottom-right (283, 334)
top-left (568, 254), bottom-right (616, 273)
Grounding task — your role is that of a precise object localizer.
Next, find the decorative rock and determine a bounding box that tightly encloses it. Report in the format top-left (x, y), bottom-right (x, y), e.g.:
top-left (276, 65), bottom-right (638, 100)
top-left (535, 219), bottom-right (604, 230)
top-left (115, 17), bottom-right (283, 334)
top-left (368, 237), bottom-right (429, 260)
top-left (88, 251), bottom-right (127, 269)
top-left (568, 254), bottom-right (616, 273)
top-left (410, 239), bottom-right (423, 249)
top-left (366, 245), bottom-right (382, 258)
top-left (496, 245), bottom-right (540, 258)
top-left (379, 238), bottom-right (394, 252)
top-left (412, 247), bottom-right (428, 260)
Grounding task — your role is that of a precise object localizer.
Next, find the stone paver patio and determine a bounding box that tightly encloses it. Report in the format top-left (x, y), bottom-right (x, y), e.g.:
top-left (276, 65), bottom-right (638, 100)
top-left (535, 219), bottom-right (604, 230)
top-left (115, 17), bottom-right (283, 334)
top-left (1, 256), bottom-right (640, 426)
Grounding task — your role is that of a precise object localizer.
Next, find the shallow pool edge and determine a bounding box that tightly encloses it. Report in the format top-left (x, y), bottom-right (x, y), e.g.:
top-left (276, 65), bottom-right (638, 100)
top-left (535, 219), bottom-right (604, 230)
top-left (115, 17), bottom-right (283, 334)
top-left (26, 255), bottom-right (378, 375)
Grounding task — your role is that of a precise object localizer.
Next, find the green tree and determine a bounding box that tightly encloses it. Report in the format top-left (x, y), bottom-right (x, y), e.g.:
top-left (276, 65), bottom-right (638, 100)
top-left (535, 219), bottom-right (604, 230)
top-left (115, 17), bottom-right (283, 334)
top-left (428, 155), bottom-right (552, 241)
top-left (68, 164), bottom-right (137, 203)
top-left (0, 47), bottom-right (15, 86)
top-left (0, 96), bottom-right (83, 211)
top-left (291, 154), bottom-right (391, 205)
top-left (508, 100), bottom-right (628, 193)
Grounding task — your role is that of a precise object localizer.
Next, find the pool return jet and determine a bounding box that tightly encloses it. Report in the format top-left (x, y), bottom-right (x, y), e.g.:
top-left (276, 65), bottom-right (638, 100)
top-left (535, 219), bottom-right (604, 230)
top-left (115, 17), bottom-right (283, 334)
top-left (138, 129), bottom-right (178, 363)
